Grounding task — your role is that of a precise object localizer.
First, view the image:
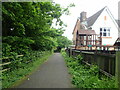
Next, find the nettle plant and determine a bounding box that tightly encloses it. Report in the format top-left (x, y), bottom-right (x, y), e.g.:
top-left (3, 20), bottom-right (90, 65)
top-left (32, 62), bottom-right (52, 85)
top-left (62, 51), bottom-right (116, 88)
top-left (76, 54), bottom-right (83, 64)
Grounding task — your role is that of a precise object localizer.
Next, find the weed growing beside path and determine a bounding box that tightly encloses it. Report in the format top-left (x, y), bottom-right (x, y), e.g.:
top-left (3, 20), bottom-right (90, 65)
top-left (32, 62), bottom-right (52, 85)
top-left (2, 51), bottom-right (52, 88)
top-left (61, 50), bottom-right (117, 88)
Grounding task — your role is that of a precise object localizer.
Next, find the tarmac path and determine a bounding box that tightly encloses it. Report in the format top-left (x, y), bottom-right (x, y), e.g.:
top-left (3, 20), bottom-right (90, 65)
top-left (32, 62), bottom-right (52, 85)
top-left (17, 53), bottom-right (72, 88)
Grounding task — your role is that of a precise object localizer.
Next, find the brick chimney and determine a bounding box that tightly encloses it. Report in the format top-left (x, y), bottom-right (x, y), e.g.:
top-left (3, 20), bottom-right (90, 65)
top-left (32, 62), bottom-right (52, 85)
top-left (80, 11), bottom-right (87, 22)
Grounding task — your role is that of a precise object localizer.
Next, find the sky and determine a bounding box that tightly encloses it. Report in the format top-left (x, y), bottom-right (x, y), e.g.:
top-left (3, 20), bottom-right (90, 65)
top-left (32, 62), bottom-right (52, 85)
top-left (53, 0), bottom-right (120, 40)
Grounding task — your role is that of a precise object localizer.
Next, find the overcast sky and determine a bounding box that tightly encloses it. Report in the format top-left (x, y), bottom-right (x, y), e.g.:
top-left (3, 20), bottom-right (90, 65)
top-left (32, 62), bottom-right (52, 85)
top-left (53, 0), bottom-right (120, 40)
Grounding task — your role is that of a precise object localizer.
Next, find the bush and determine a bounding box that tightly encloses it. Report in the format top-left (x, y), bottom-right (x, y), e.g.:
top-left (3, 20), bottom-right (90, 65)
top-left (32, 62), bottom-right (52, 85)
top-left (61, 51), bottom-right (116, 88)
top-left (2, 50), bottom-right (52, 88)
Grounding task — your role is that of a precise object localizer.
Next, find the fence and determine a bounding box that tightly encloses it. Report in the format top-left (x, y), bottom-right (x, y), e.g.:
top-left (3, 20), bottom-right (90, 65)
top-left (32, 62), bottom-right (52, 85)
top-left (75, 45), bottom-right (120, 51)
top-left (0, 51), bottom-right (47, 73)
top-left (0, 55), bottom-right (23, 72)
top-left (66, 48), bottom-right (120, 88)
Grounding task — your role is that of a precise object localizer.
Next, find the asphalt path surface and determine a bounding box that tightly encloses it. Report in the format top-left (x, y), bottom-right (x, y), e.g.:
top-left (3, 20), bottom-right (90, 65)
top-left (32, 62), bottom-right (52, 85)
top-left (17, 53), bottom-right (72, 88)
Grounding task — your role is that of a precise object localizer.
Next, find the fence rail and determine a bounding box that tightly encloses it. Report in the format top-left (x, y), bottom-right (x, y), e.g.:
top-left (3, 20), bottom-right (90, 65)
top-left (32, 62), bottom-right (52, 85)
top-left (0, 55), bottom-right (23, 72)
top-left (71, 49), bottom-right (115, 76)
top-left (75, 45), bottom-right (120, 51)
top-left (1, 51), bottom-right (48, 73)
top-left (66, 48), bottom-right (120, 88)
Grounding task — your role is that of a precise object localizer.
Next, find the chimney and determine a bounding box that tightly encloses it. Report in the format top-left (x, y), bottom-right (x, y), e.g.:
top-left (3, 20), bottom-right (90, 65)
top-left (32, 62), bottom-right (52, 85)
top-left (80, 11), bottom-right (87, 22)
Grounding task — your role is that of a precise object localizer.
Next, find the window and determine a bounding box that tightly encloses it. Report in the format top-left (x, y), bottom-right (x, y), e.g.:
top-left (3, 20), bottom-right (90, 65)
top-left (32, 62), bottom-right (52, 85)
top-left (104, 29), bottom-right (106, 31)
top-left (108, 29), bottom-right (110, 31)
top-left (100, 27), bottom-right (110, 37)
top-left (107, 29), bottom-right (110, 36)
top-left (103, 28), bottom-right (106, 36)
top-left (103, 32), bottom-right (106, 36)
top-left (108, 33), bottom-right (110, 36)
top-left (100, 28), bottom-right (102, 36)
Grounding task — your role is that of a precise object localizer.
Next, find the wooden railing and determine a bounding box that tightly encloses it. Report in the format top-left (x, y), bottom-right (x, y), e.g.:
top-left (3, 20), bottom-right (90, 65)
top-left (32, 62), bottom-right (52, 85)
top-left (75, 45), bottom-right (120, 51)
top-left (0, 55), bottom-right (23, 72)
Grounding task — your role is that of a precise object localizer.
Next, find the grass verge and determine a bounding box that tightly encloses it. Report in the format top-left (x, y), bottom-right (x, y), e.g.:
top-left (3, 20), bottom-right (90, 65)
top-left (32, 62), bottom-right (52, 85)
top-left (2, 51), bottom-right (53, 88)
top-left (61, 49), bottom-right (117, 88)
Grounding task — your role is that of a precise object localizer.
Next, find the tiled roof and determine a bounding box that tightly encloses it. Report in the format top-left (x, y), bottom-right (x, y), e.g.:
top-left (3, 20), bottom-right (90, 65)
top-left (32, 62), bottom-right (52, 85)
top-left (116, 20), bottom-right (120, 27)
top-left (116, 20), bottom-right (120, 37)
top-left (86, 7), bottom-right (106, 27)
top-left (79, 30), bottom-right (96, 35)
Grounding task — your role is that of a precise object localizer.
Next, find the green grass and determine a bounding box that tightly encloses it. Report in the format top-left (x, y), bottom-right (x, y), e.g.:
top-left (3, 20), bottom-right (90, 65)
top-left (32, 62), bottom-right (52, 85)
top-left (2, 51), bottom-right (53, 88)
top-left (61, 49), bottom-right (117, 88)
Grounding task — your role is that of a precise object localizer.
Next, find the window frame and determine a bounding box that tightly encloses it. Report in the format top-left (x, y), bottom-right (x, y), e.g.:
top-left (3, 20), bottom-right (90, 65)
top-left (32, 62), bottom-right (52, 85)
top-left (99, 27), bottom-right (111, 37)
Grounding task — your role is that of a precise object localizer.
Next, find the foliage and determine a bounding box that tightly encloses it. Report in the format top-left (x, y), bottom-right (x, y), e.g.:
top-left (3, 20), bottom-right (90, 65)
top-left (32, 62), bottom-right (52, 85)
top-left (2, 36), bottom-right (34, 55)
top-left (2, 2), bottom-right (74, 51)
top-left (55, 36), bottom-right (72, 52)
top-left (61, 50), bottom-right (116, 88)
top-left (2, 2), bottom-right (74, 88)
top-left (2, 2), bottom-right (74, 54)
top-left (2, 50), bottom-right (52, 88)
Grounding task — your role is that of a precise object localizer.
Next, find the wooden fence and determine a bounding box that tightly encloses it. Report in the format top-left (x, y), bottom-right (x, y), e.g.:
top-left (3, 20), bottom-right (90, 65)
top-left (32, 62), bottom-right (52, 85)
top-left (0, 55), bottom-right (23, 72)
top-left (66, 48), bottom-right (120, 88)
top-left (0, 51), bottom-right (46, 73)
top-left (116, 52), bottom-right (120, 89)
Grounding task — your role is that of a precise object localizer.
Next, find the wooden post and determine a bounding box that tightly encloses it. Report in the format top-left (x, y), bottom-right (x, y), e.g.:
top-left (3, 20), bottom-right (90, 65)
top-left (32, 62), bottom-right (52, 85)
top-left (68, 48), bottom-right (70, 57)
top-left (70, 49), bottom-right (73, 57)
top-left (100, 33), bottom-right (102, 45)
top-left (86, 35), bottom-right (88, 46)
top-left (116, 51), bottom-right (120, 88)
top-left (93, 35), bottom-right (95, 45)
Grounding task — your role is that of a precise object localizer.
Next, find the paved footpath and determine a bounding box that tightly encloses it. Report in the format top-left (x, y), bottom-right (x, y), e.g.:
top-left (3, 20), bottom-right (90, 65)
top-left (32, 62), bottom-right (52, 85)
top-left (17, 53), bottom-right (72, 88)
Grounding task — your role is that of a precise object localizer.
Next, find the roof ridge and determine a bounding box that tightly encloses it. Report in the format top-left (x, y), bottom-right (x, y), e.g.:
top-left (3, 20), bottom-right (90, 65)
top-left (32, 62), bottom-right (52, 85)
top-left (87, 7), bottom-right (106, 27)
top-left (89, 6), bottom-right (107, 18)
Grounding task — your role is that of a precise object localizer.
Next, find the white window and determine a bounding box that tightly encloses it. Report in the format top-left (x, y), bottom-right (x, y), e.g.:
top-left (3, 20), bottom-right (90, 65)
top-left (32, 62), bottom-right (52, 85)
top-left (107, 29), bottom-right (110, 36)
top-left (100, 27), bottom-right (111, 37)
top-left (100, 28), bottom-right (102, 36)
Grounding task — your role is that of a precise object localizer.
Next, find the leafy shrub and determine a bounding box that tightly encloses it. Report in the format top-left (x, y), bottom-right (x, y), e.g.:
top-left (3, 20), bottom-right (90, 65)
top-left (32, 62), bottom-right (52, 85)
top-left (76, 54), bottom-right (83, 64)
top-left (61, 51), bottom-right (116, 88)
top-left (2, 36), bottom-right (34, 55)
top-left (2, 43), bottom-right (12, 57)
top-left (2, 50), bottom-right (52, 88)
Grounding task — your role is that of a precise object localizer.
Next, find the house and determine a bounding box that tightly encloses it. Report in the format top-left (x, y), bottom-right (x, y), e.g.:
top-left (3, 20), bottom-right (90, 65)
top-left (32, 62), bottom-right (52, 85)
top-left (73, 6), bottom-right (120, 49)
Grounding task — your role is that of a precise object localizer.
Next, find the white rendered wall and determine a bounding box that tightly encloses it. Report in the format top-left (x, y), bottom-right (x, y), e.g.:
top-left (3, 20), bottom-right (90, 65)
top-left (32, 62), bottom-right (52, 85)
top-left (91, 8), bottom-right (118, 45)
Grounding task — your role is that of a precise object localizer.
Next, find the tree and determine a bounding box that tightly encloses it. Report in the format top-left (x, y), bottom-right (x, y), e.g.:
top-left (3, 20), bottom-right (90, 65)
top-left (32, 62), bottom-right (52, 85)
top-left (55, 36), bottom-right (72, 52)
top-left (2, 2), bottom-right (75, 56)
